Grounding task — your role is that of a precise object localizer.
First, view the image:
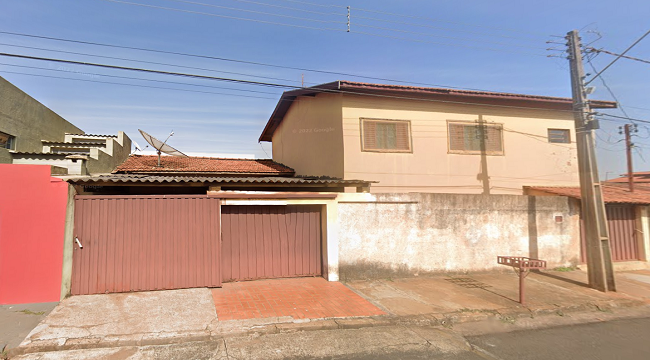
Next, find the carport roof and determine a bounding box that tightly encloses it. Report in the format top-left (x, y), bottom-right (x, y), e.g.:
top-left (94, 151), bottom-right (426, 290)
top-left (66, 174), bottom-right (374, 187)
top-left (525, 184), bottom-right (650, 204)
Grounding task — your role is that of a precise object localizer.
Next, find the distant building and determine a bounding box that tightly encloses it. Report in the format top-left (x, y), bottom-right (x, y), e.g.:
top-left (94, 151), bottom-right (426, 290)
top-left (0, 76), bottom-right (130, 174)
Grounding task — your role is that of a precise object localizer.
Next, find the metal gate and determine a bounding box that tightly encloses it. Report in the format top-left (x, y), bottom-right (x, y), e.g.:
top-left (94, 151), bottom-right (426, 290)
top-left (71, 195), bottom-right (222, 295)
top-left (581, 205), bottom-right (639, 262)
top-left (221, 205), bottom-right (322, 282)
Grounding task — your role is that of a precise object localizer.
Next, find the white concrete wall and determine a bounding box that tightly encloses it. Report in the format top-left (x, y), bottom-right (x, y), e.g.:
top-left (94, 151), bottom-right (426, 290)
top-left (337, 193), bottom-right (581, 280)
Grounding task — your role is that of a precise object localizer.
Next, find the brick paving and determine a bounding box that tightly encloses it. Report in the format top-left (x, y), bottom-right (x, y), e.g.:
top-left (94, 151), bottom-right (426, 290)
top-left (212, 277), bottom-right (385, 320)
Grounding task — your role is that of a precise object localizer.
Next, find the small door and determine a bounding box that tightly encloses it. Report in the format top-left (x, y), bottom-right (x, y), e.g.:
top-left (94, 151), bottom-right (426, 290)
top-left (221, 205), bottom-right (322, 282)
top-left (71, 195), bottom-right (221, 295)
top-left (580, 205), bottom-right (639, 262)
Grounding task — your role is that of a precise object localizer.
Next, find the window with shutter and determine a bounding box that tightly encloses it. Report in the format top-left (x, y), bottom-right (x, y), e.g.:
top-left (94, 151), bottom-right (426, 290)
top-left (361, 119), bottom-right (412, 153)
top-left (548, 129), bottom-right (570, 143)
top-left (447, 121), bottom-right (504, 155)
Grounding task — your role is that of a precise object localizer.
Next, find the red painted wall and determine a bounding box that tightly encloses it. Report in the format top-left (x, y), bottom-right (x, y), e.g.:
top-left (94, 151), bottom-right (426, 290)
top-left (0, 164), bottom-right (69, 304)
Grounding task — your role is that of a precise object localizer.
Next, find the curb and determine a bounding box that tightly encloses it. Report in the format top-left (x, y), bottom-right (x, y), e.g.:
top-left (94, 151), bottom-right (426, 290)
top-left (8, 299), bottom-right (650, 358)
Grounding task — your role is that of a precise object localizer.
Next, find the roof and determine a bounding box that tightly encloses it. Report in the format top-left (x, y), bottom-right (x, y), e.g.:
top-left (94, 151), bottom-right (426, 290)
top-left (67, 174), bottom-right (372, 187)
top-left (607, 172), bottom-right (650, 183)
top-left (259, 80), bottom-right (618, 141)
top-left (65, 133), bottom-right (117, 138)
top-left (526, 184), bottom-right (650, 204)
top-left (114, 155), bottom-right (295, 176)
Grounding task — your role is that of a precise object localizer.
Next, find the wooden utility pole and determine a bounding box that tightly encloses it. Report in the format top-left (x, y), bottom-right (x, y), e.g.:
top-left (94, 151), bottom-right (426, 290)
top-left (566, 30), bottom-right (616, 292)
top-left (624, 124), bottom-right (634, 192)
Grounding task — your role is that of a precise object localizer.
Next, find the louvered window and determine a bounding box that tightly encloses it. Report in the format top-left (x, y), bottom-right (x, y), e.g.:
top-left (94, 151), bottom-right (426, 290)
top-left (448, 122), bottom-right (504, 155)
top-left (361, 119), bottom-right (411, 152)
top-left (548, 129), bottom-right (570, 143)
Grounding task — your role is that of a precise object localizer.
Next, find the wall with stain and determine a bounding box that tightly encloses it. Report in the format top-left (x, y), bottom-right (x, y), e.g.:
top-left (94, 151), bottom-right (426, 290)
top-left (337, 193), bottom-right (580, 280)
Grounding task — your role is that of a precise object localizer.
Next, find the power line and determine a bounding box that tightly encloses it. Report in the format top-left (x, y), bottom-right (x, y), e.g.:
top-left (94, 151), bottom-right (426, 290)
top-left (0, 62), bottom-right (281, 95)
top-left (350, 30), bottom-right (548, 57)
top-left (273, 0), bottom-right (344, 9)
top-left (0, 42), bottom-right (304, 84)
top-left (585, 29), bottom-right (650, 86)
top-left (97, 0), bottom-right (346, 32)
top-left (158, 0), bottom-right (347, 24)
top-left (218, 0), bottom-right (345, 16)
top-left (0, 70), bottom-right (279, 100)
top-left (0, 51), bottom-right (583, 114)
top-left (349, 5), bottom-right (547, 37)
top-left (597, 113), bottom-right (650, 124)
top-left (351, 23), bottom-right (547, 50)
top-left (98, 0), bottom-right (548, 57)
top-left (351, 14), bottom-right (537, 42)
top-left (586, 59), bottom-right (631, 119)
top-left (0, 31), bottom-right (508, 91)
top-left (587, 47), bottom-right (650, 65)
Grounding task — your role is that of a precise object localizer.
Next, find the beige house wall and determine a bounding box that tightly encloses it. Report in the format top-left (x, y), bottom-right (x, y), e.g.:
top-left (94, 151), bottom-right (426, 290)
top-left (341, 95), bottom-right (579, 194)
top-left (0, 76), bottom-right (83, 163)
top-left (272, 93), bottom-right (344, 178)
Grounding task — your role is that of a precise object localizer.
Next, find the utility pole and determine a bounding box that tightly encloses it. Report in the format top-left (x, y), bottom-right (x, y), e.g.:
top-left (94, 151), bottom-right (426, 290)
top-left (566, 30), bottom-right (616, 292)
top-left (623, 124), bottom-right (634, 192)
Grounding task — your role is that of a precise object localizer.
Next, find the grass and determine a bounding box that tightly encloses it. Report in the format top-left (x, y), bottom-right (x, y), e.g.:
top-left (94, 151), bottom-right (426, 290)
top-left (553, 266), bottom-right (576, 272)
top-left (18, 309), bottom-right (45, 316)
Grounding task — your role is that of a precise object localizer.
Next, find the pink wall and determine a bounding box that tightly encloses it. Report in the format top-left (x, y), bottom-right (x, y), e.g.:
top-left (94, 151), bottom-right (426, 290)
top-left (0, 164), bottom-right (69, 304)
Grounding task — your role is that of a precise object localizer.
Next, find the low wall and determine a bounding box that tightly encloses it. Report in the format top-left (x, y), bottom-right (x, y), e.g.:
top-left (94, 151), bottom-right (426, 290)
top-left (337, 193), bottom-right (580, 280)
top-left (0, 164), bottom-right (69, 304)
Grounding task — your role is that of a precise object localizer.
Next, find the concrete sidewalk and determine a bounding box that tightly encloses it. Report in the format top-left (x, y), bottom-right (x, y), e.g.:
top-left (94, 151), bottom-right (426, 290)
top-left (8, 269), bottom-right (650, 358)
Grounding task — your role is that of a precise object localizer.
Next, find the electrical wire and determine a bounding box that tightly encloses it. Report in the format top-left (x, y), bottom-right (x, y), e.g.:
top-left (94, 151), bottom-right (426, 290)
top-left (597, 113), bottom-right (650, 125)
top-left (215, 0), bottom-right (345, 16)
top-left (348, 5), bottom-right (548, 37)
top-left (585, 29), bottom-right (650, 86)
top-left (0, 42), bottom-right (304, 84)
top-left (351, 14), bottom-right (538, 42)
top-left (586, 59), bottom-right (631, 119)
top-left (350, 30), bottom-right (548, 57)
top-left (98, 0), bottom-right (549, 57)
top-left (97, 0), bottom-right (346, 32)
top-left (0, 31), bottom-right (508, 92)
top-left (0, 70), bottom-right (279, 100)
top-left (351, 23), bottom-right (547, 50)
top-left (273, 0), bottom-right (343, 9)
top-left (158, 0), bottom-right (347, 24)
top-left (587, 47), bottom-right (650, 65)
top-left (0, 51), bottom-right (585, 114)
top-left (0, 62), bottom-right (281, 95)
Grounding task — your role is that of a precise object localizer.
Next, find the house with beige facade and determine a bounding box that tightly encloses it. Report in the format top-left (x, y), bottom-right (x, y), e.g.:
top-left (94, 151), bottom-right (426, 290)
top-left (259, 81), bottom-right (617, 194)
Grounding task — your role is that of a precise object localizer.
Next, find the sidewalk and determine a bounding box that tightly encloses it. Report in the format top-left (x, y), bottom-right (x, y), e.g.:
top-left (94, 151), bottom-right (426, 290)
top-left (8, 269), bottom-right (650, 358)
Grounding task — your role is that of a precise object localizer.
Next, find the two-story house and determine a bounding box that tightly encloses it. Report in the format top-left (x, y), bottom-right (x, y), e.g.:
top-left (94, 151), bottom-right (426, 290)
top-left (259, 81), bottom-right (617, 194)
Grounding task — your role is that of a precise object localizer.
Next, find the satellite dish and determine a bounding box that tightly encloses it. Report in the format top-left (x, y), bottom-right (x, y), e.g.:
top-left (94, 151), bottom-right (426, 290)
top-left (138, 129), bottom-right (188, 167)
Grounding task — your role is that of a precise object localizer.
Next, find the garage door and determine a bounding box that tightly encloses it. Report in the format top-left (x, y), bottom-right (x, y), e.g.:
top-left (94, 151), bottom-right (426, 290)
top-left (221, 205), bottom-right (322, 282)
top-left (580, 205), bottom-right (640, 262)
top-left (71, 195), bottom-right (221, 295)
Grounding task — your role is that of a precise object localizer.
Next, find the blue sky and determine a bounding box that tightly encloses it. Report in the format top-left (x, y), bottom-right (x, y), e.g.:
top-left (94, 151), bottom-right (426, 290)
top-left (1, 0), bottom-right (649, 179)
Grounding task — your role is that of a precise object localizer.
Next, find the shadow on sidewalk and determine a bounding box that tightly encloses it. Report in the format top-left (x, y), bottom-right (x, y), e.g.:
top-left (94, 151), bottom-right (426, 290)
top-left (533, 270), bottom-right (591, 289)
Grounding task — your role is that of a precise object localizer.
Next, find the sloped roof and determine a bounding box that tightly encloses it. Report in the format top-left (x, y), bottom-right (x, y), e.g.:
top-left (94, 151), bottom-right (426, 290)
top-left (526, 184), bottom-right (650, 204)
top-left (607, 172), bottom-right (650, 183)
top-left (67, 174), bottom-right (372, 186)
top-left (114, 155), bottom-right (295, 176)
top-left (259, 80), bottom-right (618, 141)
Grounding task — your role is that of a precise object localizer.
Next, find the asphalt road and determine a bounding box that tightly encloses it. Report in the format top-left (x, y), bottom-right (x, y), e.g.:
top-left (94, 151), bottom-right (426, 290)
top-left (465, 317), bottom-right (650, 360)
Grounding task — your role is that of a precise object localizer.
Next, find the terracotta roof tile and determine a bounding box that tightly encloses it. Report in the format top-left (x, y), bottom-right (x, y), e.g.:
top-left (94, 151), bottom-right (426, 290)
top-left (114, 155), bottom-right (295, 175)
top-left (526, 184), bottom-right (650, 204)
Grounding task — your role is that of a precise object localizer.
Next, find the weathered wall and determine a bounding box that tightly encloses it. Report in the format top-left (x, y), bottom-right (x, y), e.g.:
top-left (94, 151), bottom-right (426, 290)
top-left (0, 76), bottom-right (83, 160)
top-left (0, 164), bottom-right (69, 304)
top-left (85, 131), bottom-right (132, 174)
top-left (341, 94), bottom-right (578, 194)
top-left (337, 193), bottom-right (580, 280)
top-left (272, 93), bottom-right (344, 178)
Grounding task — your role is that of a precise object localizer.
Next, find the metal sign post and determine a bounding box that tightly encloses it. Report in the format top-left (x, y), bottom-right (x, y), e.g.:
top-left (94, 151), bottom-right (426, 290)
top-left (497, 256), bottom-right (547, 305)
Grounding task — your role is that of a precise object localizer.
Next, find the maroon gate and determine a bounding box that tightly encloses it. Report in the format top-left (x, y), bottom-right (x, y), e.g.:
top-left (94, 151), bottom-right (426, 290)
top-left (581, 204), bottom-right (639, 262)
top-left (221, 205), bottom-right (322, 282)
top-left (71, 195), bottom-right (222, 295)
